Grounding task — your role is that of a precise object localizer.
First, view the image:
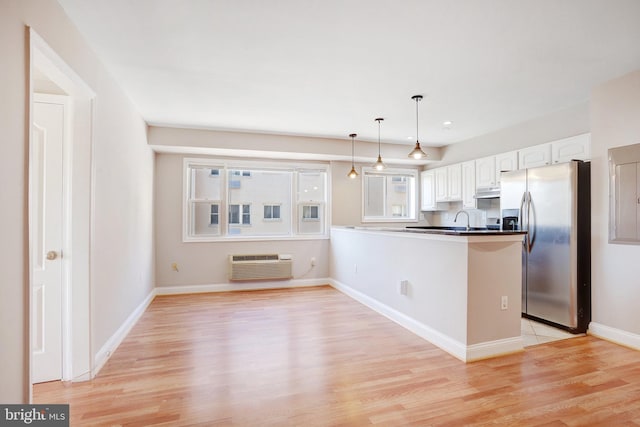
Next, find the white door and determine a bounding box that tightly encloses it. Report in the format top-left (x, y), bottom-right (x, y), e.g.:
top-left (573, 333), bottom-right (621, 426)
top-left (31, 95), bottom-right (65, 383)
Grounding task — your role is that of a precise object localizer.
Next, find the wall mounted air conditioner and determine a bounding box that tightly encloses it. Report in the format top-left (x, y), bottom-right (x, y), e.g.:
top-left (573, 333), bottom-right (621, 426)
top-left (228, 254), bottom-right (293, 281)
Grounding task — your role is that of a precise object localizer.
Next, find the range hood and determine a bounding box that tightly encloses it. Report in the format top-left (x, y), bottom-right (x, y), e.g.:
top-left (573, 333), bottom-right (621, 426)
top-left (474, 186), bottom-right (500, 199)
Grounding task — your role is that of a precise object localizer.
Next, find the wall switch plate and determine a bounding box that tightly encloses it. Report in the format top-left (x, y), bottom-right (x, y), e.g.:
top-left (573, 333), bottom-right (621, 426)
top-left (501, 296), bottom-right (508, 310)
top-left (399, 280), bottom-right (409, 295)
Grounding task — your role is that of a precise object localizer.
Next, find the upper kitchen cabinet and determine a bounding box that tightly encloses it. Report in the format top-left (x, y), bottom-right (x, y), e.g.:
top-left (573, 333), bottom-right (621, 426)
top-left (518, 143), bottom-right (552, 169)
top-left (551, 133), bottom-right (591, 164)
top-left (420, 170), bottom-right (437, 211)
top-left (519, 133), bottom-right (591, 169)
top-left (433, 165), bottom-right (462, 203)
top-left (447, 163), bottom-right (463, 201)
top-left (495, 151), bottom-right (518, 185)
top-left (461, 160), bottom-right (476, 209)
top-left (475, 156), bottom-right (496, 188)
top-left (434, 167), bottom-right (448, 202)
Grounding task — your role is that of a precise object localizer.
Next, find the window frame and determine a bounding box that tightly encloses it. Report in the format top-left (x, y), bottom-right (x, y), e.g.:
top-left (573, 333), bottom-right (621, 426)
top-left (361, 167), bottom-right (418, 223)
top-left (183, 158), bottom-right (330, 242)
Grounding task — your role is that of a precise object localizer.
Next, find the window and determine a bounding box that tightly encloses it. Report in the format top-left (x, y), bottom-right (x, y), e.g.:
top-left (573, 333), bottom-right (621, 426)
top-left (229, 204), bottom-right (251, 225)
top-left (209, 204), bottom-right (219, 225)
top-left (264, 204), bottom-right (281, 221)
top-left (362, 167), bottom-right (418, 222)
top-left (184, 159), bottom-right (329, 240)
top-left (302, 205), bottom-right (319, 220)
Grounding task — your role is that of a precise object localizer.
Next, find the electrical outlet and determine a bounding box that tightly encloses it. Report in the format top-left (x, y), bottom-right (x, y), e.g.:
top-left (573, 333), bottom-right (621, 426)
top-left (501, 296), bottom-right (508, 310)
top-left (310, 257), bottom-right (316, 267)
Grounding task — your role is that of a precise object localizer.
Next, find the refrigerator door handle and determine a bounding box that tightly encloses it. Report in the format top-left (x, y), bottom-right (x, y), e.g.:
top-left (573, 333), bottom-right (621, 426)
top-left (519, 192), bottom-right (528, 249)
top-left (528, 191), bottom-right (536, 252)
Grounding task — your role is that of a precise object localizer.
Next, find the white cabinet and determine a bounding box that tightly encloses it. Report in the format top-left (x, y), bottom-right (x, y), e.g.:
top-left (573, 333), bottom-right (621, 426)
top-left (518, 143), bottom-right (552, 169)
top-left (518, 134), bottom-right (591, 170)
top-left (495, 150), bottom-right (518, 185)
top-left (420, 170), bottom-right (437, 211)
top-left (551, 133), bottom-right (591, 164)
top-left (475, 156), bottom-right (496, 188)
top-left (447, 164), bottom-right (462, 201)
top-left (434, 167), bottom-right (448, 202)
top-left (461, 160), bottom-right (476, 209)
top-left (433, 165), bottom-right (462, 203)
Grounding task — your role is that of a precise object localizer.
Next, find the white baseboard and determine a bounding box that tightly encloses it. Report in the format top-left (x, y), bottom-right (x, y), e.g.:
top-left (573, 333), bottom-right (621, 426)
top-left (93, 288), bottom-right (157, 377)
top-left (155, 278), bottom-right (330, 295)
top-left (329, 279), bottom-right (523, 362)
top-left (588, 322), bottom-right (640, 351)
top-left (466, 336), bottom-right (524, 362)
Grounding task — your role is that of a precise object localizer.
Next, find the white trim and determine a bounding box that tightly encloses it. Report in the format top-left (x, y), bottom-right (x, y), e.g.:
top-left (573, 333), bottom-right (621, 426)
top-left (329, 279), bottom-right (523, 362)
top-left (465, 337), bottom-right (524, 362)
top-left (588, 322), bottom-right (640, 351)
top-left (330, 279), bottom-right (467, 361)
top-left (29, 28), bottom-right (96, 393)
top-left (156, 278), bottom-right (330, 295)
top-left (93, 290), bottom-right (157, 377)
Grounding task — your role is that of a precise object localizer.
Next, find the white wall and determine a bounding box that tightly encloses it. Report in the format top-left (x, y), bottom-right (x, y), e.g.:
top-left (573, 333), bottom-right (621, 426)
top-left (154, 153), bottom-right (329, 287)
top-left (434, 102), bottom-right (590, 167)
top-left (0, 0), bottom-right (154, 402)
top-left (590, 70), bottom-right (640, 337)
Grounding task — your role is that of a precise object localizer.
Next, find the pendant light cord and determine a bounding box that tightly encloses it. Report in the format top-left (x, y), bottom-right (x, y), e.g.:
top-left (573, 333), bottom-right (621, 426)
top-left (415, 97), bottom-right (419, 144)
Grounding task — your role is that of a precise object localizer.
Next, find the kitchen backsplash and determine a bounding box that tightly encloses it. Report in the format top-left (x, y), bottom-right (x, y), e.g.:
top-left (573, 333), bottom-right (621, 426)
top-left (423, 198), bottom-right (501, 228)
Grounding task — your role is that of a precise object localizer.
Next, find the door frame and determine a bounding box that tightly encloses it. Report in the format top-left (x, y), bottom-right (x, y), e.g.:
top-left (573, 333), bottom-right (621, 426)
top-left (28, 28), bottom-right (95, 397)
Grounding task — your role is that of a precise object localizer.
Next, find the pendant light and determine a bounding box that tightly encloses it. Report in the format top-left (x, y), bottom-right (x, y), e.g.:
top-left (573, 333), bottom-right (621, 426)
top-left (347, 133), bottom-right (359, 179)
top-left (408, 95), bottom-right (427, 159)
top-left (373, 118), bottom-right (386, 171)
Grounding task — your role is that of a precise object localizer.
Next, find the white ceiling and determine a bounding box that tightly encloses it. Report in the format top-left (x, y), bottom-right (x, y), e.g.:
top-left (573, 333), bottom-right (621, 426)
top-left (58, 0), bottom-right (640, 148)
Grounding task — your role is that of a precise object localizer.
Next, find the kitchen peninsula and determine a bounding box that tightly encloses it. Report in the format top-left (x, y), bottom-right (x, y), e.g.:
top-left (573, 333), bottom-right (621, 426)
top-left (330, 226), bottom-right (527, 362)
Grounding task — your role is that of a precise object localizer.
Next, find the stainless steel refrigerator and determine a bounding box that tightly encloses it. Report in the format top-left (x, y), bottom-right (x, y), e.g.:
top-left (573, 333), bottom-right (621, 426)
top-left (500, 161), bottom-right (590, 333)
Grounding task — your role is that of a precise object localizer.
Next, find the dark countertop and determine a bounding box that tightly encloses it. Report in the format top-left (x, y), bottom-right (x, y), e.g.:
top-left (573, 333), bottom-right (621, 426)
top-left (403, 226), bottom-right (528, 236)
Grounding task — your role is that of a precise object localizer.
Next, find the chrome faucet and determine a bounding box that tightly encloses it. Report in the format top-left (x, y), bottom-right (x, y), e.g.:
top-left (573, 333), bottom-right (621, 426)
top-left (454, 210), bottom-right (470, 230)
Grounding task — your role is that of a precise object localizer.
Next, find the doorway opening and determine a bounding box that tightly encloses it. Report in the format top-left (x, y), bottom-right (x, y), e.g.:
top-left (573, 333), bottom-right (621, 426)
top-left (28, 28), bottom-right (95, 397)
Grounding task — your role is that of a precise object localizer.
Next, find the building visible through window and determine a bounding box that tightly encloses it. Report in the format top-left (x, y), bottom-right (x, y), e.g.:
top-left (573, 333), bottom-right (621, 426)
top-left (302, 205), bottom-right (319, 220)
top-left (264, 204), bottom-right (281, 220)
top-left (209, 204), bottom-right (219, 225)
top-left (229, 204), bottom-right (251, 225)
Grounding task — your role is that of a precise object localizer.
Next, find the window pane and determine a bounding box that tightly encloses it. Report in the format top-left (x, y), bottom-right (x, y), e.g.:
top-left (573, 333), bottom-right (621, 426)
top-left (299, 204), bottom-right (323, 234)
top-left (191, 202), bottom-right (220, 236)
top-left (227, 170), bottom-right (291, 236)
top-left (363, 169), bottom-right (416, 222)
top-left (365, 175), bottom-right (385, 216)
top-left (191, 166), bottom-right (222, 200)
top-left (298, 171), bottom-right (325, 202)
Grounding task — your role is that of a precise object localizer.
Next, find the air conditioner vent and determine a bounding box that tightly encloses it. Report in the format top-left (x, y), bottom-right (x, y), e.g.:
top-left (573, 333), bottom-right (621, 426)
top-left (228, 254), bottom-right (292, 281)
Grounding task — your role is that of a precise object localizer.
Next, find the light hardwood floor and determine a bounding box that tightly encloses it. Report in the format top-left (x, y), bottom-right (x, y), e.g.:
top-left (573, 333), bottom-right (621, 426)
top-left (34, 286), bottom-right (640, 426)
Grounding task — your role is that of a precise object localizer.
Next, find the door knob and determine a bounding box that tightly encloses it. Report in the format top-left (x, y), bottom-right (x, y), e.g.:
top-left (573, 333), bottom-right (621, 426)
top-left (46, 251), bottom-right (58, 260)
